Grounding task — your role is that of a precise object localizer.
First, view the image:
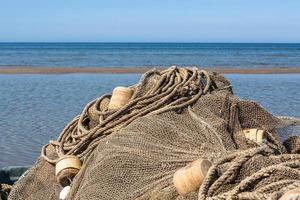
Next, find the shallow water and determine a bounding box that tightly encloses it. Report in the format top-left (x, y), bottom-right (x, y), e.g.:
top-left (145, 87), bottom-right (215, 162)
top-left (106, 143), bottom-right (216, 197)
top-left (0, 74), bottom-right (299, 167)
top-left (1, 43), bottom-right (300, 68)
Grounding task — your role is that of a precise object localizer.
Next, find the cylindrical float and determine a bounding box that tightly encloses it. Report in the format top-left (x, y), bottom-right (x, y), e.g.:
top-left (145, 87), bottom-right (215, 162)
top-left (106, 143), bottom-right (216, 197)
top-left (108, 87), bottom-right (134, 110)
top-left (173, 159), bottom-right (212, 196)
top-left (55, 155), bottom-right (81, 187)
top-left (243, 128), bottom-right (266, 143)
top-left (59, 186), bottom-right (71, 200)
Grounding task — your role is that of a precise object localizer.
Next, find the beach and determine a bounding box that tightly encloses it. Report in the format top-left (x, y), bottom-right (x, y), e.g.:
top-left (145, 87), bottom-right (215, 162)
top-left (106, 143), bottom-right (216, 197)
top-left (1, 42), bottom-right (300, 167)
top-left (1, 72), bottom-right (300, 167)
top-left (3, 1), bottom-right (300, 198)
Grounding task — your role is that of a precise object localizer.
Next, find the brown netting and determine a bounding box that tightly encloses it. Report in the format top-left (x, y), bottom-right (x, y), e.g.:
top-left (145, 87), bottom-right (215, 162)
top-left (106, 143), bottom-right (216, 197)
top-left (8, 67), bottom-right (300, 200)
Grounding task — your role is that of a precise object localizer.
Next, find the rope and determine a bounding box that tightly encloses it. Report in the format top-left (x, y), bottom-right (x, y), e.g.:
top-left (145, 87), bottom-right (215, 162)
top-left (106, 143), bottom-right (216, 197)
top-left (198, 146), bottom-right (300, 200)
top-left (41, 67), bottom-right (219, 164)
top-left (39, 66), bottom-right (300, 199)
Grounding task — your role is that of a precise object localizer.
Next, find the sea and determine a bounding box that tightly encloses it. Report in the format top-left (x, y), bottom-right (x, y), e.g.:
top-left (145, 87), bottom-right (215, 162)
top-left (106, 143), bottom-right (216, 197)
top-left (1, 43), bottom-right (300, 68)
top-left (0, 43), bottom-right (300, 167)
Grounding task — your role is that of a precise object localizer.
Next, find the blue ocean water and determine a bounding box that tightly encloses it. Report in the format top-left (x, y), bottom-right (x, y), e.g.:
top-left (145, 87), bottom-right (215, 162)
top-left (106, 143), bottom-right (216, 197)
top-left (0, 73), bottom-right (299, 167)
top-left (0, 43), bottom-right (300, 68)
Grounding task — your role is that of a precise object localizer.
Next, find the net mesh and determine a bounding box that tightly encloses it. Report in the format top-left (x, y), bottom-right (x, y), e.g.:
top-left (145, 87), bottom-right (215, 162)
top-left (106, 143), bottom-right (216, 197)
top-left (8, 67), bottom-right (300, 200)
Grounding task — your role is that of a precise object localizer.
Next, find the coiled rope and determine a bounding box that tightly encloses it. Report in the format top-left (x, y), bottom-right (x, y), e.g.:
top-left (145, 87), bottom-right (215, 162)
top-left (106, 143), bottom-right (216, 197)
top-left (198, 146), bottom-right (300, 200)
top-left (41, 67), bottom-right (218, 164)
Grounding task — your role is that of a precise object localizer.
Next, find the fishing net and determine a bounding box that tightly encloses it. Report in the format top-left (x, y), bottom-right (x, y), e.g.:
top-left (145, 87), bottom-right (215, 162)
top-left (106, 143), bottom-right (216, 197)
top-left (8, 67), bottom-right (300, 200)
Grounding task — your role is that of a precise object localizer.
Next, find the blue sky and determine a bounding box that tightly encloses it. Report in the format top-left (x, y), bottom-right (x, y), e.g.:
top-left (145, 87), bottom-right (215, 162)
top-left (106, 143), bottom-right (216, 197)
top-left (1, 0), bottom-right (300, 42)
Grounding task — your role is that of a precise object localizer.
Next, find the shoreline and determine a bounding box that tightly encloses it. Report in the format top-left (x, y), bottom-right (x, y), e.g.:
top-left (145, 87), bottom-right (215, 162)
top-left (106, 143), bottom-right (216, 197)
top-left (0, 67), bottom-right (300, 74)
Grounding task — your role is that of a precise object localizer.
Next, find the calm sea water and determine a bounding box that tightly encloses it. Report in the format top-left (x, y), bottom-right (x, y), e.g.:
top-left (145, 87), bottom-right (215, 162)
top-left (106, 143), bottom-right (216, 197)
top-left (0, 43), bottom-right (300, 68)
top-left (0, 73), bottom-right (299, 167)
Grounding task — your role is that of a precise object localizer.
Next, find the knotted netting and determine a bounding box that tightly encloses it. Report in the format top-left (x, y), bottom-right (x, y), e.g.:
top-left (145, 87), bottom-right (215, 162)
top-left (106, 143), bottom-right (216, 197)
top-left (8, 67), bottom-right (300, 200)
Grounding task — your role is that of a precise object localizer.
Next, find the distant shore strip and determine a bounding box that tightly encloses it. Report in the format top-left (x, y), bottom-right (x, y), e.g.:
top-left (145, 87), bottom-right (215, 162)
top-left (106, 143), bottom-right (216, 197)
top-left (1, 67), bottom-right (300, 74)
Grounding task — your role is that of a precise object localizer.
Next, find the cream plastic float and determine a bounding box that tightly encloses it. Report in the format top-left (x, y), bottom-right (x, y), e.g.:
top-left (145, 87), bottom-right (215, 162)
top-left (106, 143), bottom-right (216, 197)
top-left (173, 159), bottom-right (212, 196)
top-left (243, 128), bottom-right (266, 143)
top-left (55, 155), bottom-right (81, 187)
top-left (59, 186), bottom-right (71, 200)
top-left (108, 87), bottom-right (134, 110)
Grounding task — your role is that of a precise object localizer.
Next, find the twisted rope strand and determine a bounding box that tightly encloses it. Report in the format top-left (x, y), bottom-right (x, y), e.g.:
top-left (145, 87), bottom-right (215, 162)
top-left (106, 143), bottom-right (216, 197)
top-left (41, 67), bottom-right (215, 164)
top-left (198, 146), bottom-right (300, 200)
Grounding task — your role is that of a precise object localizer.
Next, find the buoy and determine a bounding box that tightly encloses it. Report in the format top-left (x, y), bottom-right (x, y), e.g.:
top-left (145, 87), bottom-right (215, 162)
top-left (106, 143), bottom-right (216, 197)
top-left (173, 159), bottom-right (212, 196)
top-left (108, 87), bottom-right (133, 110)
top-left (59, 186), bottom-right (71, 200)
top-left (55, 155), bottom-right (81, 187)
top-left (279, 187), bottom-right (300, 200)
top-left (243, 129), bottom-right (266, 144)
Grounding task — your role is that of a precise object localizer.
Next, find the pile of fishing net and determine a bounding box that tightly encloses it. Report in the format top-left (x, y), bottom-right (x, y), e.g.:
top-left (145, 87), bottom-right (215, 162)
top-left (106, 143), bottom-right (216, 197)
top-left (8, 67), bottom-right (300, 200)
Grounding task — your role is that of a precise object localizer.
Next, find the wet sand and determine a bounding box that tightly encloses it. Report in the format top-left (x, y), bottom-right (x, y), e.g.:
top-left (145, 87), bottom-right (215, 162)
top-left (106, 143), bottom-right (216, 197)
top-left (0, 67), bottom-right (300, 74)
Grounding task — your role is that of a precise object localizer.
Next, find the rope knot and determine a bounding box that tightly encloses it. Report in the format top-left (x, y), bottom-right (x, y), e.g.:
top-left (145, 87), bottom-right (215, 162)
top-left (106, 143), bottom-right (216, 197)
top-left (177, 82), bottom-right (201, 97)
top-left (177, 86), bottom-right (190, 96)
top-left (189, 82), bottom-right (200, 95)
